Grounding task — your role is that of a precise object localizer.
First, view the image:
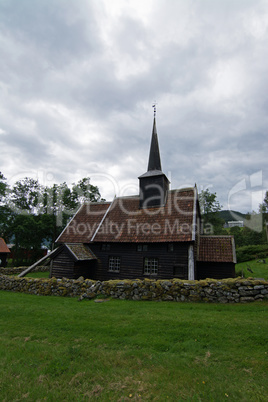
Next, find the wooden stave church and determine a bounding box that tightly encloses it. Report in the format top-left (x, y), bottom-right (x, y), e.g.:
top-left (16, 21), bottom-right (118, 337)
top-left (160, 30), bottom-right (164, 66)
top-left (52, 117), bottom-right (236, 281)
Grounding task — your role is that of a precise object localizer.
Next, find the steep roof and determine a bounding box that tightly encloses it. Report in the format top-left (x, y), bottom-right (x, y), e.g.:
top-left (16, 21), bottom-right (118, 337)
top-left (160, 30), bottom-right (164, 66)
top-left (57, 202), bottom-right (111, 243)
top-left (0, 238), bottom-right (10, 253)
top-left (57, 188), bottom-right (197, 243)
top-left (198, 235), bottom-right (236, 263)
top-left (147, 117), bottom-right (162, 171)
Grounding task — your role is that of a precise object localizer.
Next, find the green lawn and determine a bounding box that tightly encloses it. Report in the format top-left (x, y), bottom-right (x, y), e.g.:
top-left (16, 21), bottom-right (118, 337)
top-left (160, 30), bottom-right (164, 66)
top-left (0, 291), bottom-right (267, 401)
top-left (235, 259), bottom-right (268, 280)
top-left (25, 271), bottom-right (50, 278)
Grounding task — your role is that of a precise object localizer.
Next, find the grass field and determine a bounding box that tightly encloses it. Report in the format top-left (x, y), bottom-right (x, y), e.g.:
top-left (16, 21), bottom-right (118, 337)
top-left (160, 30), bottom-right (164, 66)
top-left (235, 259), bottom-right (268, 280)
top-left (25, 271), bottom-right (50, 278)
top-left (0, 291), bottom-right (267, 401)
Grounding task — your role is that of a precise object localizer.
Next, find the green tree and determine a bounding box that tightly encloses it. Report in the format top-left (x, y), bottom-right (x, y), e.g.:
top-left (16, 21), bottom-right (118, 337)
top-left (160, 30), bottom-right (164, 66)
top-left (259, 190), bottom-right (268, 213)
top-left (0, 172), bottom-right (8, 204)
top-left (259, 191), bottom-right (268, 236)
top-left (0, 175), bottom-right (104, 262)
top-left (42, 178), bottom-right (103, 248)
top-left (9, 177), bottom-right (43, 214)
top-left (199, 189), bottom-right (224, 234)
top-left (0, 172), bottom-right (13, 240)
top-left (229, 226), bottom-right (244, 247)
top-left (10, 214), bottom-right (46, 265)
top-left (42, 182), bottom-right (78, 247)
top-left (199, 189), bottom-right (222, 215)
top-left (72, 177), bottom-right (102, 204)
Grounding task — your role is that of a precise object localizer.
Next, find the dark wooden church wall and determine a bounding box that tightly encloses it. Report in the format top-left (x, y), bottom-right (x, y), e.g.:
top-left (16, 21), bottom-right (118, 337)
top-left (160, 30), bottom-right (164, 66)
top-left (196, 262), bottom-right (235, 280)
top-left (51, 249), bottom-right (75, 279)
top-left (73, 260), bottom-right (97, 280)
top-left (90, 242), bottom-right (189, 281)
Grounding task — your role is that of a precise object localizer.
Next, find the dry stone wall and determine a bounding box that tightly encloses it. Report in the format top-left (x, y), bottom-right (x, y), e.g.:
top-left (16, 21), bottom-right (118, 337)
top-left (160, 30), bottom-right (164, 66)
top-left (0, 275), bottom-right (268, 303)
top-left (0, 267), bottom-right (49, 275)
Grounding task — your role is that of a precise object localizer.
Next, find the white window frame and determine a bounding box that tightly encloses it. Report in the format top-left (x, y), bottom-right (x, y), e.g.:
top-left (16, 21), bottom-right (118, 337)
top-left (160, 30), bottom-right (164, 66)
top-left (144, 257), bottom-right (158, 275)
top-left (108, 256), bottom-right (121, 273)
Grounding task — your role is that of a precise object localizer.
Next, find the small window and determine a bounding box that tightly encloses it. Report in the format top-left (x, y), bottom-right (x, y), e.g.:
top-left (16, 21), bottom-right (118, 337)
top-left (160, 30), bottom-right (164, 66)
top-left (144, 258), bottom-right (158, 275)
top-left (137, 244), bottom-right (148, 252)
top-left (101, 244), bottom-right (110, 251)
top-left (109, 256), bottom-right (120, 272)
top-left (168, 243), bottom-right (174, 252)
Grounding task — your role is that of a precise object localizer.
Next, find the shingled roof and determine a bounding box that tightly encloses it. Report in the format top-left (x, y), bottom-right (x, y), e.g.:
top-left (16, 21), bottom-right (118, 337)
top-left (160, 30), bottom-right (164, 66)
top-left (57, 188), bottom-right (198, 243)
top-left (0, 238), bottom-right (10, 253)
top-left (65, 244), bottom-right (97, 260)
top-left (57, 202), bottom-right (111, 243)
top-left (198, 235), bottom-right (236, 263)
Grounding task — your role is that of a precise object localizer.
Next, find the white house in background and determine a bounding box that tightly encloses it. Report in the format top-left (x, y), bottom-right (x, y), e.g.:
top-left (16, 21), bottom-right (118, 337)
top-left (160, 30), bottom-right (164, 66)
top-left (228, 221), bottom-right (244, 228)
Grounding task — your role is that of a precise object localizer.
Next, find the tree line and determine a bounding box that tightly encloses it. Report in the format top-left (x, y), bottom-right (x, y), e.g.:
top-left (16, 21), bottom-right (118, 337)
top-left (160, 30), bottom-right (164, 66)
top-left (0, 172), bottom-right (103, 264)
top-left (1, 171), bottom-right (267, 265)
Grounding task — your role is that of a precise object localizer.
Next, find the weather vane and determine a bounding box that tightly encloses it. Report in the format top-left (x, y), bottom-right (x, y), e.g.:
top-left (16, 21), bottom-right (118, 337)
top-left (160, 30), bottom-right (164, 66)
top-left (152, 102), bottom-right (157, 118)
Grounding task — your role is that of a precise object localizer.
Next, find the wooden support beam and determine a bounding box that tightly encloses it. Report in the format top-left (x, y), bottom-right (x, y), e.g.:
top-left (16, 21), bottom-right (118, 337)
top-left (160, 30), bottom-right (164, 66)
top-left (18, 248), bottom-right (60, 278)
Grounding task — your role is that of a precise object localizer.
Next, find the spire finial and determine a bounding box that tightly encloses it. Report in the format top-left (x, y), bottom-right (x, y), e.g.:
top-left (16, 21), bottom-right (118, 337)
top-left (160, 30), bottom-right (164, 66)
top-left (152, 102), bottom-right (157, 118)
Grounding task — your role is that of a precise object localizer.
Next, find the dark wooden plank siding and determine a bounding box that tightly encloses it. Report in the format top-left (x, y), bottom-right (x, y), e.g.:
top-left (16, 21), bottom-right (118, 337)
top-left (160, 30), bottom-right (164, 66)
top-left (51, 249), bottom-right (75, 279)
top-left (90, 242), bottom-right (189, 281)
top-left (197, 262), bottom-right (235, 280)
top-left (74, 261), bottom-right (97, 280)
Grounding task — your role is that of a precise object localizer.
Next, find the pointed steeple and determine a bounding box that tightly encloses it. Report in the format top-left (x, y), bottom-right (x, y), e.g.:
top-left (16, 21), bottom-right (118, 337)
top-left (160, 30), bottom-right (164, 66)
top-left (147, 117), bottom-right (162, 172)
top-left (138, 115), bottom-right (170, 208)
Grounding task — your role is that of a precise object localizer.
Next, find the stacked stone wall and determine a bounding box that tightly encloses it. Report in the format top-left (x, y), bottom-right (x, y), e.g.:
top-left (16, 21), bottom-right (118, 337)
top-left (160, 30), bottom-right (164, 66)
top-left (0, 275), bottom-right (267, 303)
top-left (0, 267), bottom-right (49, 275)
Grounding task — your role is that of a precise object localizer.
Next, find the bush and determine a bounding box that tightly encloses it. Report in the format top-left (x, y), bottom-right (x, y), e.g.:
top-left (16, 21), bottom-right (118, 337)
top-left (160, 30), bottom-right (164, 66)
top-left (236, 244), bottom-right (268, 263)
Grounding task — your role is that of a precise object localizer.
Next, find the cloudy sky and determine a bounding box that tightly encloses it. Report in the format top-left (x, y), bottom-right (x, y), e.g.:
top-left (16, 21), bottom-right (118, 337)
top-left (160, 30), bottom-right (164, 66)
top-left (1, 0), bottom-right (268, 213)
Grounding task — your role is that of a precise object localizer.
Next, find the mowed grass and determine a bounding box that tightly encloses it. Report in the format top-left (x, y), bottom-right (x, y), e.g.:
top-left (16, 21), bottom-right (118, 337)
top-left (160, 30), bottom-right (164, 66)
top-left (25, 271), bottom-right (50, 278)
top-left (235, 259), bottom-right (268, 280)
top-left (0, 292), bottom-right (267, 402)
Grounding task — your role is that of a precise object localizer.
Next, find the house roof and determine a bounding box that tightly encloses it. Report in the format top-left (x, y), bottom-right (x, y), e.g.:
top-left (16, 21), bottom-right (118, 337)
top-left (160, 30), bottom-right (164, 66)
top-left (0, 238), bottom-right (10, 253)
top-left (57, 202), bottom-right (111, 243)
top-left (65, 243), bottom-right (97, 261)
top-left (57, 188), bottom-right (197, 243)
top-left (198, 235), bottom-right (236, 263)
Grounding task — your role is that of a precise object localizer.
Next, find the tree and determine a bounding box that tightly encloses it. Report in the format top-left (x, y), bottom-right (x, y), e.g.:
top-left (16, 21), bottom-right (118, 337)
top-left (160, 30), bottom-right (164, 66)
top-left (259, 191), bottom-right (268, 230)
top-left (259, 190), bottom-right (268, 213)
top-left (0, 172), bottom-right (13, 240)
top-left (9, 177), bottom-right (43, 214)
top-left (0, 174), bottom-right (104, 261)
top-left (199, 189), bottom-right (222, 215)
top-left (0, 172), bottom-right (8, 204)
top-left (72, 177), bottom-right (102, 204)
top-left (199, 189), bottom-right (224, 234)
top-left (10, 214), bottom-right (46, 265)
top-left (42, 182), bottom-right (78, 247)
top-left (42, 178), bottom-right (104, 248)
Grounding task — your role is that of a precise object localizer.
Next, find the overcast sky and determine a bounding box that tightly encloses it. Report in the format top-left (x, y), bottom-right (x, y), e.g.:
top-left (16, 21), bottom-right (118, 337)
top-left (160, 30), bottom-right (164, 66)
top-left (1, 0), bottom-right (268, 213)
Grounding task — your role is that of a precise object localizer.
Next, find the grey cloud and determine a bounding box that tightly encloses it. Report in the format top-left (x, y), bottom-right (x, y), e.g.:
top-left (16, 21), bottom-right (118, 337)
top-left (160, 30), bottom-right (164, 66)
top-left (1, 0), bottom-right (268, 213)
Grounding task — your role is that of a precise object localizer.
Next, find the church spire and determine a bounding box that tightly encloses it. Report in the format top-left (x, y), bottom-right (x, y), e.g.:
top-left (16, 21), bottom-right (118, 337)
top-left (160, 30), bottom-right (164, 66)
top-left (147, 117), bottom-right (162, 172)
top-left (138, 109), bottom-right (170, 209)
